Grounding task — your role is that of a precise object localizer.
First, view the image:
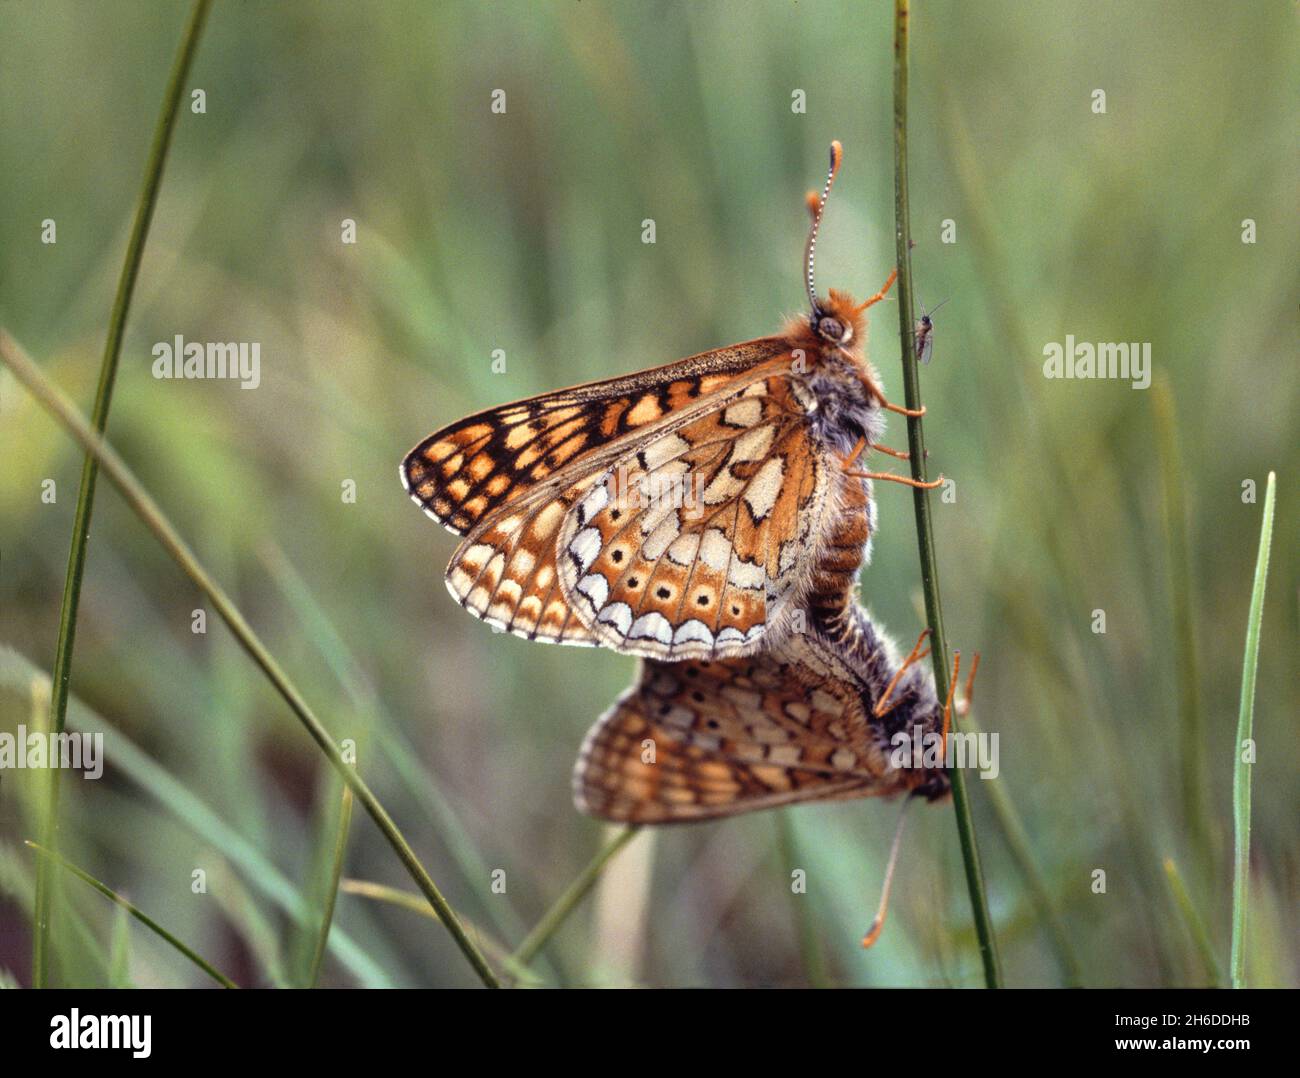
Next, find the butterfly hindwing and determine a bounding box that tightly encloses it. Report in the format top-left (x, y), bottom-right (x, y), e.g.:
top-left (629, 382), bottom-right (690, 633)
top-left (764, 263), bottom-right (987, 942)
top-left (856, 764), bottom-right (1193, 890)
top-left (442, 479), bottom-right (602, 644)
top-left (404, 340), bottom-right (810, 648)
top-left (556, 376), bottom-right (833, 660)
top-left (573, 648), bottom-right (885, 823)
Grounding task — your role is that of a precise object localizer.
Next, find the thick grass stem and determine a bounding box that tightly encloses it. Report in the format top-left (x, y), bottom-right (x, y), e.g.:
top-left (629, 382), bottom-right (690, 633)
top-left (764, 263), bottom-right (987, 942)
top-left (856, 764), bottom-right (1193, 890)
top-left (891, 0), bottom-right (1001, 988)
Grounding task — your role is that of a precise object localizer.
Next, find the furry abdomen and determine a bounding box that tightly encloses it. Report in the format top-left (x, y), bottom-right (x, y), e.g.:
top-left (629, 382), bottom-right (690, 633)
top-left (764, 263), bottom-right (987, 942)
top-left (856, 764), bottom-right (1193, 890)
top-left (792, 354), bottom-right (886, 628)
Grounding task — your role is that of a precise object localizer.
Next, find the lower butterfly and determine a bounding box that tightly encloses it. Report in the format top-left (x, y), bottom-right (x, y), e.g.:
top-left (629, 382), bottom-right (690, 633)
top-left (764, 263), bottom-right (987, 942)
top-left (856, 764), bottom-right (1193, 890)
top-left (401, 141), bottom-right (941, 661)
top-left (573, 605), bottom-right (961, 823)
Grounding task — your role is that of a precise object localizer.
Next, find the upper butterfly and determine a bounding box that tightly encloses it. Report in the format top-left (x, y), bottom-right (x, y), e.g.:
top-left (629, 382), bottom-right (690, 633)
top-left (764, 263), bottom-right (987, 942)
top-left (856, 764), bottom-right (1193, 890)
top-left (401, 141), bottom-right (940, 661)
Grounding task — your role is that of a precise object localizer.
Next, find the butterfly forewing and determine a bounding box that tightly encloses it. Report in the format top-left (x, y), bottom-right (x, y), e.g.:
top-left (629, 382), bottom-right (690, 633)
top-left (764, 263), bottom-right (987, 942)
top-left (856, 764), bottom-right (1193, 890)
top-left (401, 339), bottom-right (788, 534)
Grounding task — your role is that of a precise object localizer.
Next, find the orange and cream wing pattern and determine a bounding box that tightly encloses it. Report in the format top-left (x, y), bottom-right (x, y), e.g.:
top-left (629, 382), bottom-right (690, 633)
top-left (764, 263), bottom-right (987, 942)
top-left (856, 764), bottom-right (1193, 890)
top-left (556, 376), bottom-right (833, 660)
top-left (573, 651), bottom-right (886, 823)
top-left (400, 340), bottom-right (812, 647)
top-left (438, 478), bottom-right (604, 644)
top-left (400, 340), bottom-right (788, 536)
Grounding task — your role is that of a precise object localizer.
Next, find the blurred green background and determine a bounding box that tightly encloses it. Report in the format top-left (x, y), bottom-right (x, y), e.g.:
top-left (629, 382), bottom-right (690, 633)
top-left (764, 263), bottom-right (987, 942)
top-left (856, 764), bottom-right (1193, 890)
top-left (0, 0), bottom-right (1295, 988)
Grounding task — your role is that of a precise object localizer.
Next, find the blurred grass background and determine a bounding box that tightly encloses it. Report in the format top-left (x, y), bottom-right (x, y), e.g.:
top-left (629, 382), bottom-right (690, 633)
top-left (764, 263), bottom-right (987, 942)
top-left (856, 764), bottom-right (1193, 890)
top-left (0, 0), bottom-right (1295, 987)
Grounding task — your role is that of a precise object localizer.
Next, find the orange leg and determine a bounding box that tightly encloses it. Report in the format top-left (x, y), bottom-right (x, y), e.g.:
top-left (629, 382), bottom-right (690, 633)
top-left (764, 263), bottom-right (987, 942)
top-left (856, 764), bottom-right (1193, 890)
top-left (874, 628), bottom-right (932, 718)
top-left (846, 469), bottom-right (944, 490)
top-left (840, 434), bottom-right (868, 470)
top-left (859, 373), bottom-right (926, 418)
top-left (871, 443), bottom-right (910, 461)
top-left (853, 267), bottom-right (899, 314)
top-left (956, 652), bottom-right (981, 718)
top-left (939, 652), bottom-right (961, 758)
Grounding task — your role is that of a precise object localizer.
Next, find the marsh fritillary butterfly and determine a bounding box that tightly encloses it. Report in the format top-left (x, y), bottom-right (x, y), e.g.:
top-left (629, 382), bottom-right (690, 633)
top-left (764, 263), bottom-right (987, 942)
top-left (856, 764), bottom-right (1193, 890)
top-left (401, 141), bottom-right (940, 662)
top-left (574, 608), bottom-right (958, 823)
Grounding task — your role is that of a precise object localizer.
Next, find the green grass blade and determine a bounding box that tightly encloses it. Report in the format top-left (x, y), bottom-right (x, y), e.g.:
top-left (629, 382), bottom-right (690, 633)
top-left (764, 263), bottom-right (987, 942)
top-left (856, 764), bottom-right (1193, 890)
top-left (776, 814), bottom-right (831, 988)
top-left (1230, 470), bottom-right (1275, 988)
top-left (1163, 857), bottom-right (1224, 986)
top-left (259, 542), bottom-right (534, 949)
top-left (27, 841), bottom-right (237, 988)
top-left (0, 645), bottom-right (395, 987)
top-left (341, 880), bottom-right (541, 986)
top-left (892, 0), bottom-right (1001, 987)
top-left (0, 331), bottom-right (500, 988)
top-left (0, 841), bottom-right (110, 984)
top-left (108, 905), bottom-right (133, 989)
top-left (305, 787), bottom-right (354, 987)
top-left (1152, 378), bottom-right (1213, 883)
top-left (34, 0), bottom-right (213, 988)
top-left (511, 826), bottom-right (641, 968)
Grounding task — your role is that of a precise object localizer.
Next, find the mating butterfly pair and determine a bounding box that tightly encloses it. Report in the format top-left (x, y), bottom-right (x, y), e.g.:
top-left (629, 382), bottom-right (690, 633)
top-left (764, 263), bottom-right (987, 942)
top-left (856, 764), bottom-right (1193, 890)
top-left (401, 142), bottom-right (952, 823)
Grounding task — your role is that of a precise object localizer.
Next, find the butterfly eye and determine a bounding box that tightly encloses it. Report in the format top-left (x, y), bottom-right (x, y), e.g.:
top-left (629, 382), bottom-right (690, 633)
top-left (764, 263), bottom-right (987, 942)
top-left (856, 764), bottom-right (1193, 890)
top-left (817, 316), bottom-right (846, 343)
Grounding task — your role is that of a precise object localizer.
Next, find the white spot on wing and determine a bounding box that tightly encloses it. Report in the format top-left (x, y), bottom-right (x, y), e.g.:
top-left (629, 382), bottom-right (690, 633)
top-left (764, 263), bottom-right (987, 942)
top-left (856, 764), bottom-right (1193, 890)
top-left (597, 602), bottom-right (634, 636)
top-left (672, 619), bottom-right (714, 646)
top-left (743, 456), bottom-right (784, 521)
top-left (727, 557), bottom-right (765, 590)
top-left (698, 528), bottom-right (732, 571)
top-left (723, 397), bottom-right (762, 428)
top-left (641, 514), bottom-right (680, 560)
top-left (577, 573), bottom-right (609, 609)
top-left (666, 532), bottom-right (701, 566)
top-left (578, 482), bottom-right (609, 523)
top-left (629, 612), bottom-right (672, 644)
top-left (569, 527), bottom-right (603, 571)
top-left (642, 433), bottom-right (690, 470)
top-left (730, 424), bottom-right (776, 463)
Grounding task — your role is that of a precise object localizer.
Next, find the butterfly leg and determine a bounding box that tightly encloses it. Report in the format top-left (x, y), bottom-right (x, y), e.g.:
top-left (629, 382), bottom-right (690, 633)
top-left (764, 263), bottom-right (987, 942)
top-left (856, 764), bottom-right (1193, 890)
top-left (859, 372), bottom-right (927, 418)
top-left (853, 267), bottom-right (899, 313)
top-left (939, 651), bottom-right (962, 757)
top-left (840, 434), bottom-right (868, 469)
top-left (956, 651), bottom-right (981, 718)
top-left (842, 437), bottom-right (920, 472)
top-left (882, 399), bottom-right (926, 418)
top-left (874, 628), bottom-right (932, 718)
top-left (845, 468), bottom-right (944, 490)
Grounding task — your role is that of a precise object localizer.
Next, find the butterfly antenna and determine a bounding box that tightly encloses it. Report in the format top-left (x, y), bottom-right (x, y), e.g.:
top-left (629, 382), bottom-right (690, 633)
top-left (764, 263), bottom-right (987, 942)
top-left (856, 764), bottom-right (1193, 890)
top-left (804, 140), bottom-right (843, 316)
top-left (862, 796), bottom-right (914, 948)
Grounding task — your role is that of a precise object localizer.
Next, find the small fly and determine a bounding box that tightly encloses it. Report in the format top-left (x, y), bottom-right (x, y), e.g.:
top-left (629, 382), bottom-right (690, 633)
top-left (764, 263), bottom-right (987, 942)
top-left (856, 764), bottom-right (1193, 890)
top-left (914, 297), bottom-right (949, 365)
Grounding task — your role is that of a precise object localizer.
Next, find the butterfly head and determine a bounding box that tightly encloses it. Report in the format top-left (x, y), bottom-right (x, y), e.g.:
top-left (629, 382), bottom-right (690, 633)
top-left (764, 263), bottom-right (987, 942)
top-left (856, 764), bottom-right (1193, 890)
top-left (810, 289), bottom-right (865, 350)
